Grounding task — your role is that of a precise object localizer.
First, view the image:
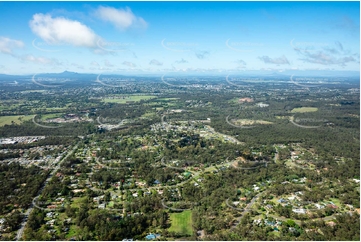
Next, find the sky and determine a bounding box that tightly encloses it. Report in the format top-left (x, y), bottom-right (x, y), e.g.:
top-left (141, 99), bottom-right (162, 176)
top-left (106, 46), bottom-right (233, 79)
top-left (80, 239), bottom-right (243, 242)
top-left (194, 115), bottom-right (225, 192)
top-left (0, 1), bottom-right (359, 75)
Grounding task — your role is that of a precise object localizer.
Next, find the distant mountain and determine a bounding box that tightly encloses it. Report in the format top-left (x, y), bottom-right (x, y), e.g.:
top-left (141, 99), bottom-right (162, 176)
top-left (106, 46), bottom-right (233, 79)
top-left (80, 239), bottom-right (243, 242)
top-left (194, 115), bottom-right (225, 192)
top-left (0, 70), bottom-right (359, 81)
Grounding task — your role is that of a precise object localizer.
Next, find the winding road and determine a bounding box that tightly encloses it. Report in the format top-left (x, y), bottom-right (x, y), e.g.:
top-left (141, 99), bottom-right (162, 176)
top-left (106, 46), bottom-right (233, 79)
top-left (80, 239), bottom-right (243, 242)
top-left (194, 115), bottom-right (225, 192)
top-left (230, 193), bottom-right (262, 229)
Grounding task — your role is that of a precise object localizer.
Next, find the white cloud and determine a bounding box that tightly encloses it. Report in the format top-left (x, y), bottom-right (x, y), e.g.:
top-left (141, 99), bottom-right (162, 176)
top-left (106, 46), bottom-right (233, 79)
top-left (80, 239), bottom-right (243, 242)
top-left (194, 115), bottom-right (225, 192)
top-left (95, 6), bottom-right (147, 30)
top-left (122, 61), bottom-right (136, 67)
top-left (175, 58), bottom-right (188, 64)
top-left (293, 41), bottom-right (359, 67)
top-left (20, 55), bottom-right (61, 65)
top-left (149, 59), bottom-right (163, 66)
top-left (29, 13), bottom-right (99, 47)
top-left (258, 55), bottom-right (290, 65)
top-left (297, 50), bottom-right (357, 67)
top-left (195, 51), bottom-right (209, 59)
top-left (0, 37), bottom-right (24, 55)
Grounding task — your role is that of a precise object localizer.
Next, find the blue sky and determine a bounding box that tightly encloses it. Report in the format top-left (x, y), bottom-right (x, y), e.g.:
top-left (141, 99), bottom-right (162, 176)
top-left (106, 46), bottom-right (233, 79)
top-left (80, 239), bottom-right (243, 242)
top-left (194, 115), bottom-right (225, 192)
top-left (0, 1), bottom-right (359, 75)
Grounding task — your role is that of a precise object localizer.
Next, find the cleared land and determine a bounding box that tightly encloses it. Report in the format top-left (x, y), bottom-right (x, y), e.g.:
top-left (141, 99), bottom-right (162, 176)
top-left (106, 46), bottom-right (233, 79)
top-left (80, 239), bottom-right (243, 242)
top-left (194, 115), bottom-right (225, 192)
top-left (291, 107), bottom-right (318, 113)
top-left (168, 210), bottom-right (193, 236)
top-left (156, 98), bottom-right (180, 101)
top-left (40, 113), bottom-right (65, 120)
top-left (102, 95), bottom-right (157, 104)
top-left (232, 119), bottom-right (273, 125)
top-left (0, 115), bottom-right (34, 126)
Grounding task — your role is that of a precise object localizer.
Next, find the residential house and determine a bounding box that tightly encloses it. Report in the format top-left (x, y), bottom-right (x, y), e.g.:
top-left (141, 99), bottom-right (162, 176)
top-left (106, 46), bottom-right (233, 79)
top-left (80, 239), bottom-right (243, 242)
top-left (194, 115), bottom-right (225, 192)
top-left (145, 233), bottom-right (160, 240)
top-left (315, 204), bottom-right (324, 209)
top-left (292, 208), bottom-right (306, 214)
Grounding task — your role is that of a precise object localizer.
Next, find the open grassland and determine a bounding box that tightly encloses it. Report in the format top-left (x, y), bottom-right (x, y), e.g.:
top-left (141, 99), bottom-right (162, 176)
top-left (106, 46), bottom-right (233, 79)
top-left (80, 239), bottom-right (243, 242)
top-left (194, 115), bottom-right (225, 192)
top-left (168, 210), bottom-right (193, 236)
top-left (291, 107), bottom-right (318, 113)
top-left (39, 113), bottom-right (65, 120)
top-left (0, 115), bottom-right (34, 126)
top-left (156, 98), bottom-right (180, 101)
top-left (102, 95), bottom-right (157, 104)
top-left (232, 119), bottom-right (273, 125)
top-left (30, 103), bottom-right (73, 112)
top-left (140, 112), bottom-right (157, 119)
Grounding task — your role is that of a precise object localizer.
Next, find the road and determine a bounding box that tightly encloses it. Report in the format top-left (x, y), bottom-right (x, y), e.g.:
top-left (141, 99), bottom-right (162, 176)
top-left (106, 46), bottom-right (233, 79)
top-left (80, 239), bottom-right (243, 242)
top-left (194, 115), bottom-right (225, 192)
top-left (87, 156), bottom-right (233, 212)
top-left (289, 117), bottom-right (320, 129)
top-left (225, 198), bottom-right (244, 212)
top-left (231, 192), bottom-right (263, 230)
top-left (15, 143), bottom-right (79, 241)
top-left (274, 146), bottom-right (279, 163)
top-left (226, 115), bottom-right (255, 129)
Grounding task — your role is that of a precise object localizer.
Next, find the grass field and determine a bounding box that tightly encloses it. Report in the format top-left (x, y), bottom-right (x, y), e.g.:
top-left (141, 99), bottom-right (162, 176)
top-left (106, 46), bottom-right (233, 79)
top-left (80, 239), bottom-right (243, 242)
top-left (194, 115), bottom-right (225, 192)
top-left (70, 197), bottom-right (88, 209)
top-left (291, 107), bottom-right (318, 113)
top-left (232, 119), bottom-right (273, 125)
top-left (328, 198), bottom-right (342, 207)
top-left (168, 210), bottom-right (193, 236)
top-left (140, 112), bottom-right (157, 119)
top-left (102, 95), bottom-right (157, 104)
top-left (0, 115), bottom-right (34, 127)
top-left (39, 113), bottom-right (64, 120)
top-left (156, 98), bottom-right (180, 101)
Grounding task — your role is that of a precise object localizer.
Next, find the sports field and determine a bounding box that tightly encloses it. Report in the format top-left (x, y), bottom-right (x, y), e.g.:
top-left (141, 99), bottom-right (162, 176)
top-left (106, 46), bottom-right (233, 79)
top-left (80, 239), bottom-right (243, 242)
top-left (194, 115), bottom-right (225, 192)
top-left (168, 210), bottom-right (193, 236)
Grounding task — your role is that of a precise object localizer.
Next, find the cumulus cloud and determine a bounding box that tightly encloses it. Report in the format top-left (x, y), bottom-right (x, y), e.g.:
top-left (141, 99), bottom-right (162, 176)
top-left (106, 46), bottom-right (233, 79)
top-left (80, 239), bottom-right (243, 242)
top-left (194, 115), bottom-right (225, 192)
top-left (19, 55), bottom-right (61, 65)
top-left (29, 13), bottom-right (99, 47)
top-left (293, 41), bottom-right (358, 67)
top-left (122, 61), bottom-right (136, 67)
top-left (175, 58), bottom-right (188, 64)
top-left (297, 50), bottom-right (356, 66)
top-left (149, 59), bottom-right (162, 66)
top-left (95, 6), bottom-right (147, 30)
top-left (195, 51), bottom-right (209, 59)
top-left (0, 37), bottom-right (24, 55)
top-left (258, 55), bottom-right (290, 65)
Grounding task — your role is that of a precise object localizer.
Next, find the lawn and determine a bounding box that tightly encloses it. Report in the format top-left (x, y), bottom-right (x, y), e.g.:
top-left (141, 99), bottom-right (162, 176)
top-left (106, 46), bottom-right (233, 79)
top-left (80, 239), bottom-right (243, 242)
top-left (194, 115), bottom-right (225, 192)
top-left (0, 115), bottom-right (34, 127)
top-left (108, 201), bottom-right (114, 208)
top-left (328, 198), bottom-right (342, 207)
top-left (291, 107), bottom-right (318, 113)
top-left (102, 95), bottom-right (157, 104)
top-left (168, 210), bottom-right (193, 236)
top-left (70, 197), bottom-right (88, 209)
